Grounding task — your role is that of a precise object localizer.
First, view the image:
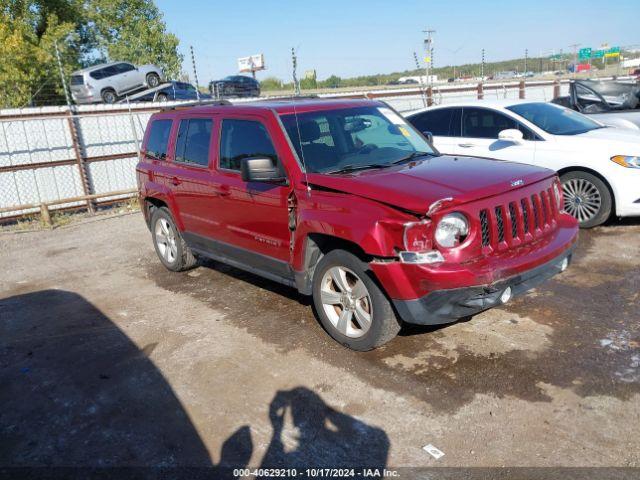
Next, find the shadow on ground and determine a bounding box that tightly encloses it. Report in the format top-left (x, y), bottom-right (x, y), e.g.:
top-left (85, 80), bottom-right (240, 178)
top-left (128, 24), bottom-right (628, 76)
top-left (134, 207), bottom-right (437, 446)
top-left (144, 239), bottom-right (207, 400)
top-left (0, 290), bottom-right (388, 473)
top-left (141, 225), bottom-right (640, 414)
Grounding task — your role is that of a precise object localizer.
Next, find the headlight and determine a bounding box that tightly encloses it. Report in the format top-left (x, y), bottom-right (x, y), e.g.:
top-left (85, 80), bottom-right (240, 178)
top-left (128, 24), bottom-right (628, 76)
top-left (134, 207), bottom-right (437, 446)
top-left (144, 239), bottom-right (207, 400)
top-left (435, 213), bottom-right (469, 248)
top-left (611, 155), bottom-right (640, 168)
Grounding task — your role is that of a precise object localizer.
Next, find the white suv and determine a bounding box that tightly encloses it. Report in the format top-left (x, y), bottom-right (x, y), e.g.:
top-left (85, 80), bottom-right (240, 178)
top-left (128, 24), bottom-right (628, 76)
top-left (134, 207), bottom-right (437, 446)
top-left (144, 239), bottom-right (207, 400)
top-left (70, 62), bottom-right (164, 104)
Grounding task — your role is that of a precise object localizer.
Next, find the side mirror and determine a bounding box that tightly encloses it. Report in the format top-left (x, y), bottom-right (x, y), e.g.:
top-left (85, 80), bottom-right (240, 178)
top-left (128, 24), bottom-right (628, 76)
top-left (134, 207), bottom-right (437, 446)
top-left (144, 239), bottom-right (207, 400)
top-left (241, 157), bottom-right (286, 183)
top-left (422, 131), bottom-right (434, 143)
top-left (498, 129), bottom-right (524, 144)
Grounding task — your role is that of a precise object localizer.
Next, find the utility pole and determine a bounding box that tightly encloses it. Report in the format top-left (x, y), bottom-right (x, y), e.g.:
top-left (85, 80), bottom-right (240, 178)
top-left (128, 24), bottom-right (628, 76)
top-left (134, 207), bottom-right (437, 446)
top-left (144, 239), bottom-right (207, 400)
top-left (569, 43), bottom-right (580, 76)
top-left (524, 49), bottom-right (528, 73)
top-left (481, 48), bottom-right (485, 79)
top-left (291, 47), bottom-right (300, 96)
top-left (54, 42), bottom-right (72, 108)
top-left (422, 28), bottom-right (435, 87)
top-left (190, 46), bottom-right (201, 102)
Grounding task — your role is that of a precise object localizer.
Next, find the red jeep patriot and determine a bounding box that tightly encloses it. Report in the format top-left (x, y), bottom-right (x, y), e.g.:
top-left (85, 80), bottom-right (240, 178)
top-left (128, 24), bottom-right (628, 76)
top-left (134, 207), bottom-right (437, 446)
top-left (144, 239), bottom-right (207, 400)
top-left (137, 99), bottom-right (578, 350)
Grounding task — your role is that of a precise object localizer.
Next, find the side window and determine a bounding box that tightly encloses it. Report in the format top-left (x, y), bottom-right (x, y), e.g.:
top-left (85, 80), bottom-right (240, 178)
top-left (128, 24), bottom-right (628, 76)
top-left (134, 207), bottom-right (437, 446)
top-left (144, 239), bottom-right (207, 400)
top-left (219, 119), bottom-right (277, 171)
top-left (102, 66), bottom-right (119, 78)
top-left (90, 68), bottom-right (106, 80)
top-left (116, 63), bottom-right (136, 73)
top-left (174, 119), bottom-right (213, 167)
top-left (145, 119), bottom-right (173, 160)
top-left (462, 108), bottom-right (536, 140)
top-left (410, 109), bottom-right (454, 136)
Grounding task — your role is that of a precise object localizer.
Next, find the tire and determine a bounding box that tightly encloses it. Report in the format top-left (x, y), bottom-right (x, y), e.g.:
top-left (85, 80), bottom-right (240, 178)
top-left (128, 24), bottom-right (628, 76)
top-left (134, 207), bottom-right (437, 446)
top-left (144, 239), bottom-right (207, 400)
top-left (560, 171), bottom-right (612, 228)
top-left (101, 89), bottom-right (117, 104)
top-left (146, 73), bottom-right (160, 88)
top-left (156, 93), bottom-right (168, 102)
top-left (312, 249), bottom-right (401, 351)
top-left (150, 207), bottom-right (197, 272)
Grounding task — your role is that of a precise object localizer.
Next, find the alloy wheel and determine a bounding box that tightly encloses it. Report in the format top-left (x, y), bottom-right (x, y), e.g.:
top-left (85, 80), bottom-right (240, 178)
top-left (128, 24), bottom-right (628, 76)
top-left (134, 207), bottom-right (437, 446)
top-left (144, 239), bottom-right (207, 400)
top-left (562, 178), bottom-right (602, 223)
top-left (155, 218), bottom-right (178, 264)
top-left (320, 266), bottom-right (373, 338)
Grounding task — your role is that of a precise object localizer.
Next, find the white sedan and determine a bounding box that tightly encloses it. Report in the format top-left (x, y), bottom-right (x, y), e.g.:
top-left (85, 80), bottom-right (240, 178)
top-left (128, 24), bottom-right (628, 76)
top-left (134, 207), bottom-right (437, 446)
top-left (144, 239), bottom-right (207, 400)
top-left (406, 100), bottom-right (640, 227)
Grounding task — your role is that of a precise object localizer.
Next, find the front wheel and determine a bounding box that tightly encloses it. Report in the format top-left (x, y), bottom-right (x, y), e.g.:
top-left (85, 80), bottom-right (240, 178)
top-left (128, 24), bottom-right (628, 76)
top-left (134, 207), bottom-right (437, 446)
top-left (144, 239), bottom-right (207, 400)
top-left (312, 249), bottom-right (400, 351)
top-left (560, 171), bottom-right (612, 228)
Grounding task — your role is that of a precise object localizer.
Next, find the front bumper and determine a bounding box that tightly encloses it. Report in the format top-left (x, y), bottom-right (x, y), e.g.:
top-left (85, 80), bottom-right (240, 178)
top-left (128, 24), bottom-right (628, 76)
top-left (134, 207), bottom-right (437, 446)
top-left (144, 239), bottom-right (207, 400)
top-left (392, 246), bottom-right (574, 325)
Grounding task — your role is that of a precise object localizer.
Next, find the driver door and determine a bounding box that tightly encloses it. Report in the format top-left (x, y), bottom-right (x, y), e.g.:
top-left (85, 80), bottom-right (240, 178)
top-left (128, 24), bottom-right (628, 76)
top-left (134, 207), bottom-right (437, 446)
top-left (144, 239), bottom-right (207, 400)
top-left (458, 107), bottom-right (536, 164)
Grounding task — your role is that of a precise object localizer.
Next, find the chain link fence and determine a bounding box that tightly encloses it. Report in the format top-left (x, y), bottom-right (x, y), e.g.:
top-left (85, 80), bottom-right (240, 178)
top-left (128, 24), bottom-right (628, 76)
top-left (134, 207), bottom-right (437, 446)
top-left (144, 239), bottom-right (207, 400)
top-left (1, 80), bottom-right (568, 221)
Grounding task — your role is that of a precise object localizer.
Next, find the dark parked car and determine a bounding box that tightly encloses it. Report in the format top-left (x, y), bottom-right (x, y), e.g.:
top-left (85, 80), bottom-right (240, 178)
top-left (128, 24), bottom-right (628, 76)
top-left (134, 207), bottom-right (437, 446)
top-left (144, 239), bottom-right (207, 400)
top-left (137, 81), bottom-right (211, 102)
top-left (209, 75), bottom-right (260, 98)
top-left (136, 98), bottom-right (578, 350)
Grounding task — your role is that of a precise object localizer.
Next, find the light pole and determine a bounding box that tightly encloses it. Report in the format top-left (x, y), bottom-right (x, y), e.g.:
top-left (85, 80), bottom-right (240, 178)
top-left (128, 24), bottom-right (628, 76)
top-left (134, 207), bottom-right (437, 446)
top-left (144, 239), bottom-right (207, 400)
top-left (422, 28), bottom-right (435, 86)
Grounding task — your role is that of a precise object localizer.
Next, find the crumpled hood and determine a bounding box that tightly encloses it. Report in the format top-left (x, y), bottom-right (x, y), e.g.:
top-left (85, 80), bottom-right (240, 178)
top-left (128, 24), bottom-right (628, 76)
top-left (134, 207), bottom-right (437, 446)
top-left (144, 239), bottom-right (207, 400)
top-left (305, 155), bottom-right (555, 214)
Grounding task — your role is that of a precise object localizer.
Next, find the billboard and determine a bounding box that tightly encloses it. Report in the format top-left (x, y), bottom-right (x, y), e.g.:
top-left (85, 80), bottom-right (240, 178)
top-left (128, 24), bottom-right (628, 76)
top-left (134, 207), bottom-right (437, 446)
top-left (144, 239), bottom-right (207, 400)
top-left (238, 54), bottom-right (265, 73)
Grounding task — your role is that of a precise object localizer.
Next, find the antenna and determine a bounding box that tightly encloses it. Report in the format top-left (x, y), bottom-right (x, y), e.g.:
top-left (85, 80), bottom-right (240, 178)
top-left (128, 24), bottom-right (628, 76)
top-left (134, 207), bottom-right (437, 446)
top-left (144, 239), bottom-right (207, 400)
top-left (190, 46), bottom-right (201, 103)
top-left (292, 100), bottom-right (311, 197)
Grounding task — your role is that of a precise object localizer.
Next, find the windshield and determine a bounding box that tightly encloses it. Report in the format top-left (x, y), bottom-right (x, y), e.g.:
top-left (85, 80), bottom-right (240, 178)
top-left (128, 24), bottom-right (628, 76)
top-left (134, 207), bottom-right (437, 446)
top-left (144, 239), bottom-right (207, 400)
top-left (280, 106), bottom-right (436, 173)
top-left (507, 102), bottom-right (602, 136)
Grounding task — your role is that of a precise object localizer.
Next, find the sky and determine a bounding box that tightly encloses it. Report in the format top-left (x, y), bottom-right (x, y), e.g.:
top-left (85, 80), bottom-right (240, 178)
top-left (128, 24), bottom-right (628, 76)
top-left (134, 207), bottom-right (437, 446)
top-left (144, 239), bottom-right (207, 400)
top-left (155, 0), bottom-right (639, 83)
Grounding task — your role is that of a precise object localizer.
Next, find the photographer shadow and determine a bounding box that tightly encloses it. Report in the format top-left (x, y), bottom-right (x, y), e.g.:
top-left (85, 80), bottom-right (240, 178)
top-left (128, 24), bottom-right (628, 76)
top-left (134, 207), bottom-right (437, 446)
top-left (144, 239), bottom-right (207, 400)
top-left (220, 387), bottom-right (389, 477)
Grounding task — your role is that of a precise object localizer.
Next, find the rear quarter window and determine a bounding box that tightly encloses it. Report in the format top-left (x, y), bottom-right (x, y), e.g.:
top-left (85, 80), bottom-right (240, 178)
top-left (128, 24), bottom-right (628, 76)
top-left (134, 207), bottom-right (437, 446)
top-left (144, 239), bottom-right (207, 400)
top-left (145, 119), bottom-right (173, 160)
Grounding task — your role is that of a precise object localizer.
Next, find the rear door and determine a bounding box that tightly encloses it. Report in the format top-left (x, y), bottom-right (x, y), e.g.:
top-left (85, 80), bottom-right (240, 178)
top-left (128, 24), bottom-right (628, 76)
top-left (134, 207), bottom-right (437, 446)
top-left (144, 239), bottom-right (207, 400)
top-left (458, 107), bottom-right (536, 163)
top-left (166, 116), bottom-right (219, 236)
top-left (408, 107), bottom-right (461, 155)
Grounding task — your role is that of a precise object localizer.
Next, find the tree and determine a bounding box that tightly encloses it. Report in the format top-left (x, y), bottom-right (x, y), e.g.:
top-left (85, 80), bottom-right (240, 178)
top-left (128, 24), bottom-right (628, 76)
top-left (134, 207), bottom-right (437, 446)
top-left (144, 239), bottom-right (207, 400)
top-left (323, 75), bottom-right (342, 89)
top-left (0, 0), bottom-right (182, 108)
top-left (0, 3), bottom-right (78, 107)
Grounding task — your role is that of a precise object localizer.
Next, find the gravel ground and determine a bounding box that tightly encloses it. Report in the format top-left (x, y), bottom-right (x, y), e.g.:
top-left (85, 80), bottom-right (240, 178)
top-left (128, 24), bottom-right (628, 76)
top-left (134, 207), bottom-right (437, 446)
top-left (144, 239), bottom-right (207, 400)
top-left (0, 212), bottom-right (639, 473)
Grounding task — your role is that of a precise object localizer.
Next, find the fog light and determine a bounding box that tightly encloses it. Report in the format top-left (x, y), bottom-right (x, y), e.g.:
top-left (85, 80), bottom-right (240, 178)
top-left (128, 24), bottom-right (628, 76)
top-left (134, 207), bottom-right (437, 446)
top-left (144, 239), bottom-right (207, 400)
top-left (560, 257), bottom-right (569, 272)
top-left (500, 287), bottom-right (512, 304)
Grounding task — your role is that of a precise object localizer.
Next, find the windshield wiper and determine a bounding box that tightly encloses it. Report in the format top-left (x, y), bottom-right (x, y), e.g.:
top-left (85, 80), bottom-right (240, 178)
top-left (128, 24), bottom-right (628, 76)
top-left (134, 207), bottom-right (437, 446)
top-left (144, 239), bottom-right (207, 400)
top-left (390, 151), bottom-right (436, 165)
top-left (326, 163), bottom-right (390, 175)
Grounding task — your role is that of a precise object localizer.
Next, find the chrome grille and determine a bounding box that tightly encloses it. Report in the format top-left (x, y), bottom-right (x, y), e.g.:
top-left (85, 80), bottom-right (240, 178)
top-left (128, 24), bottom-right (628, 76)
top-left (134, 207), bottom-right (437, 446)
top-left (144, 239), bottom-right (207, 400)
top-left (480, 209), bottom-right (490, 247)
top-left (521, 199), bottom-right (529, 233)
top-left (495, 206), bottom-right (505, 243)
top-left (479, 185), bottom-right (558, 251)
top-left (508, 202), bottom-right (518, 239)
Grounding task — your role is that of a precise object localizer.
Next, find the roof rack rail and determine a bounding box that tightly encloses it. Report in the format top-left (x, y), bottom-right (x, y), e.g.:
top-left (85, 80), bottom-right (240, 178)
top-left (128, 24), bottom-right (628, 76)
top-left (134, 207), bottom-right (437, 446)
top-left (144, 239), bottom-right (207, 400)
top-left (259, 95), bottom-right (322, 101)
top-left (160, 99), bottom-right (232, 111)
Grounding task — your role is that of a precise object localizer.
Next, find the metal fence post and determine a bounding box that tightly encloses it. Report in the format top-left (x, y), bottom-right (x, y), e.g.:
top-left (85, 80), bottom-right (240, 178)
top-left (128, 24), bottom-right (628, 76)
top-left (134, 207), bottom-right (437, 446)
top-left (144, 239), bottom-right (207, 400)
top-left (477, 82), bottom-right (484, 100)
top-left (66, 110), bottom-right (94, 213)
top-left (519, 80), bottom-right (526, 99)
top-left (553, 79), bottom-right (561, 99)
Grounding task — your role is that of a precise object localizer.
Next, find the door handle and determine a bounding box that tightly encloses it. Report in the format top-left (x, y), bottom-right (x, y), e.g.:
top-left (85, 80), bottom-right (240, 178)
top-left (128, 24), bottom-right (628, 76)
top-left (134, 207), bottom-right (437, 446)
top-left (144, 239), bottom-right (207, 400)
top-left (213, 185), bottom-right (230, 196)
top-left (458, 143), bottom-right (476, 148)
top-left (171, 177), bottom-right (181, 186)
